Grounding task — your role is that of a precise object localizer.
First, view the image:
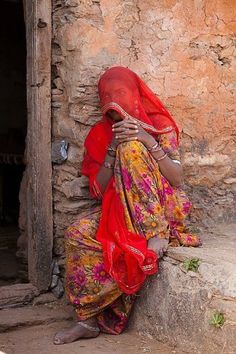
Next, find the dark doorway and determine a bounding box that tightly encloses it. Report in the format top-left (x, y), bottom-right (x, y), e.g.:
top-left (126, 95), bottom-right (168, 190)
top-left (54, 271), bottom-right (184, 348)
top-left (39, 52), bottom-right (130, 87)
top-left (0, 0), bottom-right (27, 286)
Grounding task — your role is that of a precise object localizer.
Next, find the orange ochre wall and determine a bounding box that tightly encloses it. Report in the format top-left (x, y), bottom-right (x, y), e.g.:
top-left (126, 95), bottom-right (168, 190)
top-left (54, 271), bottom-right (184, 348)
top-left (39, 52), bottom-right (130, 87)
top-left (51, 0), bottom-right (236, 256)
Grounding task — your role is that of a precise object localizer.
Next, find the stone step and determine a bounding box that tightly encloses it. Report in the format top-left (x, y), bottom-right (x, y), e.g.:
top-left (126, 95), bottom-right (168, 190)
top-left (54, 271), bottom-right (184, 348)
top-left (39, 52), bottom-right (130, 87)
top-left (0, 301), bottom-right (73, 333)
top-left (130, 223), bottom-right (236, 354)
top-left (0, 283), bottom-right (39, 309)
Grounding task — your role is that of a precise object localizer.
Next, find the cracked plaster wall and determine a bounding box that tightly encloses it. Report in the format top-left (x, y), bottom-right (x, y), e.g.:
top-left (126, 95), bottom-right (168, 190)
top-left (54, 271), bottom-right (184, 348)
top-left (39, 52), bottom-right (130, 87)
top-left (51, 0), bottom-right (236, 259)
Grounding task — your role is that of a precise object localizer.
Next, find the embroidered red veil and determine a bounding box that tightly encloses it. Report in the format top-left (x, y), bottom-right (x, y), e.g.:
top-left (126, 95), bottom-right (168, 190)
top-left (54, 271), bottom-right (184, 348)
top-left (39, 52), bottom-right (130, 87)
top-left (82, 66), bottom-right (179, 294)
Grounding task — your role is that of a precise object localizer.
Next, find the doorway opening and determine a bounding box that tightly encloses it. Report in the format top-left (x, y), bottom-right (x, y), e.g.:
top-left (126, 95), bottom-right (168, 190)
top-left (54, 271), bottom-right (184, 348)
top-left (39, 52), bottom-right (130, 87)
top-left (0, 0), bottom-right (27, 286)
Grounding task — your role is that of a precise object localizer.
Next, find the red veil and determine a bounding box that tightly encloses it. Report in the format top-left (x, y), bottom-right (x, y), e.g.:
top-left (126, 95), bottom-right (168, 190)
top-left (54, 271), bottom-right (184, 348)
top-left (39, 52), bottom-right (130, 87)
top-left (82, 67), bottom-right (179, 294)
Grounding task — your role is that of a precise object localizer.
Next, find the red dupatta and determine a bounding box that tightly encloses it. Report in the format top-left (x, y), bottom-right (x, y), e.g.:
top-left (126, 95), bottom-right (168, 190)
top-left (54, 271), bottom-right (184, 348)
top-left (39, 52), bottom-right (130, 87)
top-left (82, 66), bottom-right (179, 294)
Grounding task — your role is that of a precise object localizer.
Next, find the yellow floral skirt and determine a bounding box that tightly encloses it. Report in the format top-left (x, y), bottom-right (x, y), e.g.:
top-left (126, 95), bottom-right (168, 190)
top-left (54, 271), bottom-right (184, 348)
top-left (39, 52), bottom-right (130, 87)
top-left (65, 141), bottom-right (201, 334)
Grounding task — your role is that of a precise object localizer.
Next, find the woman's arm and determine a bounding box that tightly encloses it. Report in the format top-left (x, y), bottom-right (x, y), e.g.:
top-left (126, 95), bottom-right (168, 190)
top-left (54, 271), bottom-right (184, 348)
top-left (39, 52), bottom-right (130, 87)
top-left (96, 120), bottom-right (139, 193)
top-left (144, 135), bottom-right (183, 187)
top-left (96, 151), bottom-right (115, 193)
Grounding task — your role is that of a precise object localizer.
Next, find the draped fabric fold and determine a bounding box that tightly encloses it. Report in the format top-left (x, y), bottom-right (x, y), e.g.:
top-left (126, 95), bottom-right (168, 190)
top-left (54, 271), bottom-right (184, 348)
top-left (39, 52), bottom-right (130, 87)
top-left (95, 178), bottom-right (158, 294)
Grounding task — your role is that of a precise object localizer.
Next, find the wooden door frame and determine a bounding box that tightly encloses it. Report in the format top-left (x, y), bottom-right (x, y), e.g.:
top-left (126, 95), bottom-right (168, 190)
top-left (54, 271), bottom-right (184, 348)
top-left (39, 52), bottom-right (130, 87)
top-left (24, 0), bottom-right (53, 291)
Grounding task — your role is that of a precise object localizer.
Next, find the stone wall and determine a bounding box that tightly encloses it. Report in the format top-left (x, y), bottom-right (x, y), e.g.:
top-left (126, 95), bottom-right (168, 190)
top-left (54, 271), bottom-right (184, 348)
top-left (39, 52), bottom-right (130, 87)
top-left (52, 0), bottom-right (236, 260)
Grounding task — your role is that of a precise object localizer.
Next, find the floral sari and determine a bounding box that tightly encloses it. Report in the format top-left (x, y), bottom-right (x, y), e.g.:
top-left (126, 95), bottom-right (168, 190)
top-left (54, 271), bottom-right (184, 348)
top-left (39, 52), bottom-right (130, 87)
top-left (65, 66), bottom-right (201, 334)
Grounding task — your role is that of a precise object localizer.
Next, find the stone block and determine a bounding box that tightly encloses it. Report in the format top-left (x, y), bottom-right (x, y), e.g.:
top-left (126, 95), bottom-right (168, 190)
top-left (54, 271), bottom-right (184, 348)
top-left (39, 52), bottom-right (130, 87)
top-left (53, 237), bottom-right (65, 256)
top-left (51, 140), bottom-right (69, 164)
top-left (0, 302), bottom-right (73, 332)
top-left (32, 292), bottom-right (57, 306)
top-left (0, 284), bottom-right (39, 309)
top-left (62, 176), bottom-right (90, 200)
top-left (130, 224), bottom-right (236, 353)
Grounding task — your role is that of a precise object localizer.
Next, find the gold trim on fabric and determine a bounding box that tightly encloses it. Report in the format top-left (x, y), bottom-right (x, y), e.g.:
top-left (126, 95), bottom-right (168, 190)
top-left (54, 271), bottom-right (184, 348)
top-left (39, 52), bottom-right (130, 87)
top-left (127, 245), bottom-right (145, 260)
top-left (142, 264), bottom-right (155, 271)
top-left (124, 281), bottom-right (144, 289)
top-left (101, 102), bottom-right (173, 134)
top-left (92, 179), bottom-right (103, 199)
top-left (101, 102), bottom-right (130, 119)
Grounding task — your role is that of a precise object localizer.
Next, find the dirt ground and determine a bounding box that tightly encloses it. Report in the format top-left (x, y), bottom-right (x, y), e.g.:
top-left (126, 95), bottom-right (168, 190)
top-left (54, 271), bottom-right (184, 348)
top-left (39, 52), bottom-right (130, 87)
top-left (0, 321), bottom-right (179, 354)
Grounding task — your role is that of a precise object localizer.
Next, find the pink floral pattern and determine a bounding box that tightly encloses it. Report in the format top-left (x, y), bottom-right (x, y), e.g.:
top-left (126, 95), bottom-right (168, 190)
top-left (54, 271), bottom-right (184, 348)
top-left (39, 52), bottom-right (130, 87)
top-left (93, 263), bottom-right (111, 284)
top-left (65, 131), bottom-right (201, 334)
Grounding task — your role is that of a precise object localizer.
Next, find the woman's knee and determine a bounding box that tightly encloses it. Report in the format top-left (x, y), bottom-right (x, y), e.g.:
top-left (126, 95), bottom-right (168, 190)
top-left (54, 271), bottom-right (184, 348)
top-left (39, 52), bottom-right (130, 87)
top-left (117, 140), bottom-right (147, 156)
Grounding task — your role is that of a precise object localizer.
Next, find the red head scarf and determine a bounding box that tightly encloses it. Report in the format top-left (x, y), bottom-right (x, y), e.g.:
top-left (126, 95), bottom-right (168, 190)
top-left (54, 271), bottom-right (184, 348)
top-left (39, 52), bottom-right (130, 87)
top-left (98, 66), bottom-right (179, 140)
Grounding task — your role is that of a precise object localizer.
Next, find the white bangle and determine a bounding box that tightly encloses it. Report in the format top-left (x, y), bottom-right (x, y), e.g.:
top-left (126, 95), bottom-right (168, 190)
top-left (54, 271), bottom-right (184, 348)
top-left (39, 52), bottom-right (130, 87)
top-left (148, 142), bottom-right (162, 153)
top-left (172, 159), bottom-right (181, 165)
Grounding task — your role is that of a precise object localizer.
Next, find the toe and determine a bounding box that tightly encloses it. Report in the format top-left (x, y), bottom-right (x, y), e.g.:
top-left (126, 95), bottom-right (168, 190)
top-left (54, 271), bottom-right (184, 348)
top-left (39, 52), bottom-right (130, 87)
top-left (53, 339), bottom-right (62, 345)
top-left (53, 334), bottom-right (64, 345)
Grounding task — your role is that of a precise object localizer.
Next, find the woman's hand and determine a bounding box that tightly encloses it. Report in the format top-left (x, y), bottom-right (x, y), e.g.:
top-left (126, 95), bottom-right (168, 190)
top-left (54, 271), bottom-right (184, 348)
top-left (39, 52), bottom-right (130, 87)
top-left (112, 119), bottom-right (156, 147)
top-left (112, 118), bottom-right (183, 187)
top-left (148, 237), bottom-right (168, 259)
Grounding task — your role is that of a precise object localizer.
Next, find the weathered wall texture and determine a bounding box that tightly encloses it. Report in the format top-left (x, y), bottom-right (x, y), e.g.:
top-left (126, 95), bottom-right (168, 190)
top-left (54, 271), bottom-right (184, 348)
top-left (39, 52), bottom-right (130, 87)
top-left (52, 0), bottom-right (236, 258)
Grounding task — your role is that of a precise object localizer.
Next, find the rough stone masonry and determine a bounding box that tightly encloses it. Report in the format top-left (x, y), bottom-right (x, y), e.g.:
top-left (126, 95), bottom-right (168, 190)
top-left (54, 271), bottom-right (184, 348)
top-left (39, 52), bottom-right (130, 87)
top-left (51, 0), bottom-right (236, 261)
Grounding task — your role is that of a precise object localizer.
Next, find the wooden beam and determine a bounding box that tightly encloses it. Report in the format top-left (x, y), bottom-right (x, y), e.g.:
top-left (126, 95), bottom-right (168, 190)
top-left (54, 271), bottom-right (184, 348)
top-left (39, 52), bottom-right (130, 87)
top-left (25, 0), bottom-right (53, 291)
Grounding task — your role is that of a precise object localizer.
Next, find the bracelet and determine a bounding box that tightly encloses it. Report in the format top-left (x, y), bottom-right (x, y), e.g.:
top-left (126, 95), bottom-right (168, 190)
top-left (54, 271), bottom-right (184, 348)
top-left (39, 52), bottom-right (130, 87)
top-left (148, 142), bottom-right (162, 153)
top-left (107, 145), bottom-right (117, 157)
top-left (151, 145), bottom-right (162, 153)
top-left (147, 142), bottom-right (158, 151)
top-left (107, 149), bottom-right (116, 157)
top-left (156, 153), bottom-right (168, 161)
top-left (172, 159), bottom-right (181, 165)
top-left (107, 144), bottom-right (117, 152)
top-left (103, 161), bottom-right (114, 169)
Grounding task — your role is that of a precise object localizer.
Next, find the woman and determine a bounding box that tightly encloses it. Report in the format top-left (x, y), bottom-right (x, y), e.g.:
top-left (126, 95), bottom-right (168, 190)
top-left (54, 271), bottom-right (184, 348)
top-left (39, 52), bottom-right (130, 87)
top-left (54, 66), bottom-right (201, 345)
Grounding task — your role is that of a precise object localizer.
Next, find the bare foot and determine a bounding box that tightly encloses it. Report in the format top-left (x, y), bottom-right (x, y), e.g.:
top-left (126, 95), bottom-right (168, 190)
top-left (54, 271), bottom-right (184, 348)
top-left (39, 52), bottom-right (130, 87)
top-left (148, 237), bottom-right (169, 259)
top-left (54, 320), bottom-right (100, 345)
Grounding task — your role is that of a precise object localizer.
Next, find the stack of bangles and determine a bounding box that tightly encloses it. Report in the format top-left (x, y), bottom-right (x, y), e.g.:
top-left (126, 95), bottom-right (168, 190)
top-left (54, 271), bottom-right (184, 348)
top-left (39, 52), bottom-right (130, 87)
top-left (147, 142), bottom-right (168, 161)
top-left (103, 142), bottom-right (168, 168)
top-left (103, 144), bottom-right (116, 169)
